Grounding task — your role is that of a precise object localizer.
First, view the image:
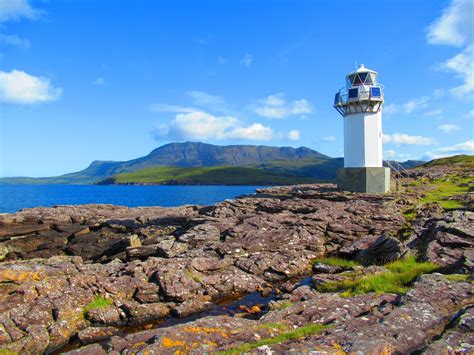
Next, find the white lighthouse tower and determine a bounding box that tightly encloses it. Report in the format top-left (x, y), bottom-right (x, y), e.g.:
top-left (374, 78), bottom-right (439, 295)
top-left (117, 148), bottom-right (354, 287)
top-left (334, 64), bottom-right (390, 193)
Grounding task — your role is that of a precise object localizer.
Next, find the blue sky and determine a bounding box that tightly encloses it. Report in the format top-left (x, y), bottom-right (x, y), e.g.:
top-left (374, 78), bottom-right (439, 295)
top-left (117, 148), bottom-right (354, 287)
top-left (0, 0), bottom-right (472, 177)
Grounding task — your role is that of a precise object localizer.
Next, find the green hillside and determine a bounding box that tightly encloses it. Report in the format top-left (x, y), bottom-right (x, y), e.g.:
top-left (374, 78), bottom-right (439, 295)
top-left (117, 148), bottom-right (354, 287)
top-left (423, 155), bottom-right (474, 168)
top-left (99, 166), bottom-right (320, 186)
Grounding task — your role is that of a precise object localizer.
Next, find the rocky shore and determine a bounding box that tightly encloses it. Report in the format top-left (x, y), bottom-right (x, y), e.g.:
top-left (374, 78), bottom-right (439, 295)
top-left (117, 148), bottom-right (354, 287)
top-left (0, 161), bottom-right (472, 354)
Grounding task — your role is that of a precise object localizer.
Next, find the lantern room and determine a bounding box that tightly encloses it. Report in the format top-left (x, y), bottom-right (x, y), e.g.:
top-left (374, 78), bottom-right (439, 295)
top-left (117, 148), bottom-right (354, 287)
top-left (334, 64), bottom-right (384, 116)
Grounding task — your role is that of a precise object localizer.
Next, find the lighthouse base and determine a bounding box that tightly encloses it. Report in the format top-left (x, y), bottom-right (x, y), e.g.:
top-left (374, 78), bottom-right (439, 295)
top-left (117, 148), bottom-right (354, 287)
top-left (337, 167), bottom-right (390, 193)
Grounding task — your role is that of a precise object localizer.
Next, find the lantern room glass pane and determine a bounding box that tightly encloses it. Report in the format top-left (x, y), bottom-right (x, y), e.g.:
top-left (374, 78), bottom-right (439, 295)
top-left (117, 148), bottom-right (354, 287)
top-left (369, 73), bottom-right (377, 84)
top-left (358, 73), bottom-right (367, 83)
top-left (365, 74), bottom-right (373, 85)
top-left (348, 75), bottom-right (356, 85)
top-left (348, 87), bottom-right (358, 98)
top-left (353, 74), bottom-right (363, 85)
top-left (371, 87), bottom-right (381, 97)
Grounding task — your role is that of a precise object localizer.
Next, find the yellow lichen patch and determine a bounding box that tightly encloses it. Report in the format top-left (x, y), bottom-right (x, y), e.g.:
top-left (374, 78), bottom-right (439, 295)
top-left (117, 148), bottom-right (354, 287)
top-left (162, 337), bottom-right (186, 348)
top-left (182, 326), bottom-right (222, 334)
top-left (0, 270), bottom-right (42, 284)
top-left (131, 341), bottom-right (147, 348)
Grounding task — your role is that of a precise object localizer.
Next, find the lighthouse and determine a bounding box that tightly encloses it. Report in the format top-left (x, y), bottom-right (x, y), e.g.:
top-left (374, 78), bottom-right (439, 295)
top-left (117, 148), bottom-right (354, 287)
top-left (334, 64), bottom-right (390, 193)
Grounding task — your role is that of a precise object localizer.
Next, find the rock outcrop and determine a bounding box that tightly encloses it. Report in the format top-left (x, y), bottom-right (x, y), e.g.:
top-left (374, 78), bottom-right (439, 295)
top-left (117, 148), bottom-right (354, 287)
top-left (0, 161), bottom-right (472, 353)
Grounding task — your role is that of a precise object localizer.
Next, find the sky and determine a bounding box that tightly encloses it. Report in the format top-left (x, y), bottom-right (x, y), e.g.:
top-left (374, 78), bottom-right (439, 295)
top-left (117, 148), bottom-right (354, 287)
top-left (0, 0), bottom-right (473, 177)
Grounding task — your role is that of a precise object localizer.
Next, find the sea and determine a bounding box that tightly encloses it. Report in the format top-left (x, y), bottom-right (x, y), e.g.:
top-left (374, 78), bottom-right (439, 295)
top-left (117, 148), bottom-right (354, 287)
top-left (0, 185), bottom-right (265, 214)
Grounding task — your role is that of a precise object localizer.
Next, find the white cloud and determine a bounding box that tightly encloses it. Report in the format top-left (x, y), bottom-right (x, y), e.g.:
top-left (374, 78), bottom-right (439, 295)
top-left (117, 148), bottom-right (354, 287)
top-left (383, 133), bottom-right (435, 146)
top-left (427, 0), bottom-right (472, 47)
top-left (217, 56), bottom-right (227, 64)
top-left (240, 53), bottom-right (253, 67)
top-left (228, 123), bottom-right (275, 140)
top-left (423, 140), bottom-right (474, 159)
top-left (464, 109), bottom-right (474, 118)
top-left (403, 96), bottom-right (429, 113)
top-left (427, 0), bottom-right (474, 98)
top-left (443, 44), bottom-right (474, 97)
top-left (384, 97), bottom-right (430, 116)
top-left (186, 91), bottom-right (225, 108)
top-left (383, 103), bottom-right (398, 115)
top-left (153, 110), bottom-right (297, 142)
top-left (149, 103), bottom-right (196, 113)
top-left (0, 69), bottom-right (62, 104)
top-left (322, 135), bottom-right (336, 142)
top-left (438, 123), bottom-right (460, 132)
top-left (424, 109), bottom-right (442, 116)
top-left (288, 130), bottom-right (300, 141)
top-left (432, 88), bottom-right (445, 99)
top-left (92, 77), bottom-right (105, 86)
top-left (384, 150), bottom-right (397, 159)
top-left (0, 33), bottom-right (29, 48)
top-left (255, 93), bottom-right (312, 119)
top-left (0, 0), bottom-right (38, 22)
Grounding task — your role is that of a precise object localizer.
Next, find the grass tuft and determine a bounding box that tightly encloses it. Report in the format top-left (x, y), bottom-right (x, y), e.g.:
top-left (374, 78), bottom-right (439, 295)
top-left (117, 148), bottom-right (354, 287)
top-left (220, 323), bottom-right (329, 354)
top-left (311, 257), bottom-right (359, 269)
top-left (316, 256), bottom-right (438, 297)
top-left (445, 274), bottom-right (471, 283)
top-left (83, 295), bottom-right (113, 314)
top-left (419, 176), bottom-right (472, 210)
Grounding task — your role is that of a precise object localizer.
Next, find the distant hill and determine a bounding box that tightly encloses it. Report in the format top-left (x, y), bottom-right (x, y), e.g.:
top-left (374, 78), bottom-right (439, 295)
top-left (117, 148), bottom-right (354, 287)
top-left (0, 141), bottom-right (428, 185)
top-left (0, 142), bottom-right (328, 185)
top-left (98, 166), bottom-right (320, 186)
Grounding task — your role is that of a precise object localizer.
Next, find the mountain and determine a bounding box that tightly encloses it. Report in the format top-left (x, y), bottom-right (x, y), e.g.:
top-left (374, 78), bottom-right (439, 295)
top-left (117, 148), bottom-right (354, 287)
top-left (0, 142), bottom-right (328, 185)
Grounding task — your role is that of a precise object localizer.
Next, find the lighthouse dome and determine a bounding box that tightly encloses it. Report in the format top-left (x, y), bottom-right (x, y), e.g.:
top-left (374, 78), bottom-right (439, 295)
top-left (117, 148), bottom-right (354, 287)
top-left (346, 64), bottom-right (378, 86)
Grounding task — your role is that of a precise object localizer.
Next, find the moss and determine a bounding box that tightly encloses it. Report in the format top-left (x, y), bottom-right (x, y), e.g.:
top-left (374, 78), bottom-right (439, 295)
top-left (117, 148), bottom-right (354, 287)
top-left (311, 257), bottom-right (359, 269)
top-left (316, 256), bottom-right (438, 297)
top-left (0, 350), bottom-right (18, 355)
top-left (278, 301), bottom-right (294, 310)
top-left (419, 176), bottom-right (472, 209)
top-left (220, 323), bottom-right (329, 354)
top-left (257, 323), bottom-right (291, 331)
top-left (445, 274), bottom-right (471, 283)
top-left (83, 295), bottom-right (113, 314)
top-left (186, 270), bottom-right (202, 283)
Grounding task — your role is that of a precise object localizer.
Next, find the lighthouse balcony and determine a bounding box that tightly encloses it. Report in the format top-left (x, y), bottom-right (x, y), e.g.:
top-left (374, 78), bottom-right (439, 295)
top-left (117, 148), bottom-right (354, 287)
top-left (334, 85), bottom-right (384, 116)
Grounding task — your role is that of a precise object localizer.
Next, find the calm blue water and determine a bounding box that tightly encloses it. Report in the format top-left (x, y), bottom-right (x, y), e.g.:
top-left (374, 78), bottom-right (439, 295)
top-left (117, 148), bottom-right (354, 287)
top-left (0, 185), bottom-right (264, 214)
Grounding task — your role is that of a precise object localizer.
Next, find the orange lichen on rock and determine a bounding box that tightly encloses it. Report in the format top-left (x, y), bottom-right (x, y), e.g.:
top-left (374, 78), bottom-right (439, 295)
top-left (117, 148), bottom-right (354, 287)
top-left (0, 269), bottom-right (42, 283)
top-left (183, 326), bottom-right (221, 334)
top-left (162, 337), bottom-right (186, 348)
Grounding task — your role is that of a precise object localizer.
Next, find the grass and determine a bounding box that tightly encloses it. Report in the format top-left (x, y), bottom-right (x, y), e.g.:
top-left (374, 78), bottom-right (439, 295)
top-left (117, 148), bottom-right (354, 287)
top-left (104, 166), bottom-right (319, 186)
top-left (418, 176), bottom-right (472, 209)
top-left (83, 295), bottom-right (113, 314)
top-left (445, 274), bottom-right (471, 283)
top-left (316, 256), bottom-right (438, 297)
top-left (220, 323), bottom-right (329, 354)
top-left (423, 155), bottom-right (474, 168)
top-left (311, 257), bottom-right (360, 269)
top-left (257, 323), bottom-right (291, 331)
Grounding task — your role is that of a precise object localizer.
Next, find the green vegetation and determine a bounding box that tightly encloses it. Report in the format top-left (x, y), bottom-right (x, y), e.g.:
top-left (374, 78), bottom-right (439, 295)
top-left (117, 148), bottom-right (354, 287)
top-left (186, 270), bottom-right (202, 283)
top-left (445, 274), bottom-right (471, 283)
top-left (311, 257), bottom-right (360, 269)
top-left (316, 256), bottom-right (438, 297)
top-left (83, 295), bottom-right (113, 314)
top-left (256, 322), bottom-right (291, 331)
top-left (419, 176), bottom-right (472, 209)
top-left (278, 300), bottom-right (294, 310)
top-left (400, 208), bottom-right (417, 239)
top-left (105, 166), bottom-right (320, 186)
top-left (220, 323), bottom-right (329, 354)
top-left (0, 350), bottom-right (18, 355)
top-left (423, 155), bottom-right (474, 168)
